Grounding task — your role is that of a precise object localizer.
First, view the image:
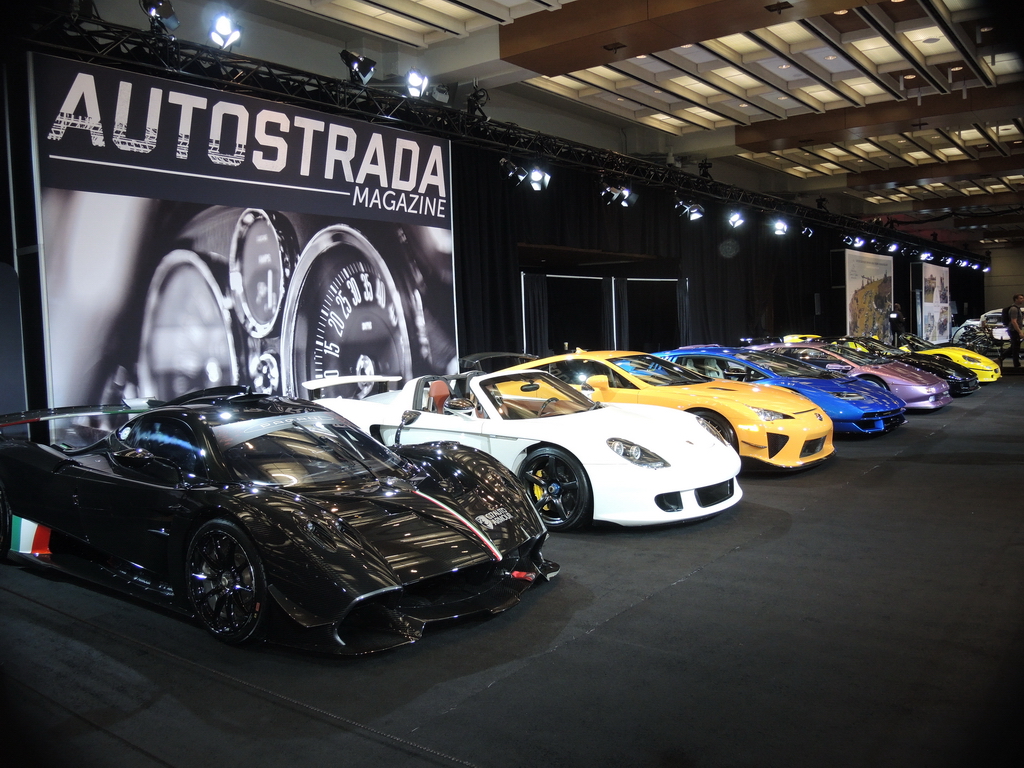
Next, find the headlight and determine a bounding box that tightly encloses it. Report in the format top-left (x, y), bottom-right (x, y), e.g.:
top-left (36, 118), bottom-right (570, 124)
top-left (833, 392), bottom-right (865, 400)
top-left (606, 438), bottom-right (669, 468)
top-left (749, 407), bottom-right (792, 422)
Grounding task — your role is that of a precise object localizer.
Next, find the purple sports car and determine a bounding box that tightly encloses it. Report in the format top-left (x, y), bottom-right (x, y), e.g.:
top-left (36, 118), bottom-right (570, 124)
top-left (749, 342), bottom-right (952, 410)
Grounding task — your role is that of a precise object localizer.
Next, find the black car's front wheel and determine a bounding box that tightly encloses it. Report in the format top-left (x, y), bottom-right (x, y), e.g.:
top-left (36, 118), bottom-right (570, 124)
top-left (186, 519), bottom-right (268, 645)
top-left (517, 447), bottom-right (592, 531)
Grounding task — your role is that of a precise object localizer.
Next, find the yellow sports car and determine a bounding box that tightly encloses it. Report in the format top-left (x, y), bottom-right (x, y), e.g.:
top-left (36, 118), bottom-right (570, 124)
top-left (898, 333), bottom-right (1002, 383)
top-left (505, 351), bottom-right (835, 470)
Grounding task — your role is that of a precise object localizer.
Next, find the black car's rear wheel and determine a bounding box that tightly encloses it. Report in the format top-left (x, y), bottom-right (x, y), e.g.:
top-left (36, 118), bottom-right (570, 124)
top-left (517, 447), bottom-right (592, 531)
top-left (186, 519), bottom-right (268, 645)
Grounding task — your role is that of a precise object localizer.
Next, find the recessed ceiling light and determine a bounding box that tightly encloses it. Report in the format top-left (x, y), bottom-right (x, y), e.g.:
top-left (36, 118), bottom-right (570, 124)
top-left (834, 9), bottom-right (848, 14)
top-left (778, 64), bottom-right (791, 69)
top-left (654, 89), bottom-right (662, 94)
top-left (778, 95), bottom-right (789, 100)
top-left (825, 55), bottom-right (837, 61)
top-left (922, 37), bottom-right (940, 44)
top-left (636, 55), bottom-right (647, 59)
top-left (904, 74), bottom-right (916, 79)
top-left (681, 44), bottom-right (693, 49)
top-left (739, 102), bottom-right (749, 107)
top-left (951, 66), bottom-right (963, 71)
top-left (980, 26), bottom-right (993, 33)
top-left (897, 139), bottom-right (907, 143)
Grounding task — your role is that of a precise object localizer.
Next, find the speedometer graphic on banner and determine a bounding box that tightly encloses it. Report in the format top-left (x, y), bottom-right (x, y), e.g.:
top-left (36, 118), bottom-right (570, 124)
top-left (280, 225), bottom-right (412, 399)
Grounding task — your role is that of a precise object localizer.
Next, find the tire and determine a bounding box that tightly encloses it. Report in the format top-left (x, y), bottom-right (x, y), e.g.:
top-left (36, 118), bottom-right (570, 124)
top-left (690, 410), bottom-right (737, 451)
top-left (0, 485), bottom-right (11, 562)
top-left (859, 375), bottom-right (889, 390)
top-left (517, 447), bottom-right (593, 531)
top-left (186, 519), bottom-right (269, 645)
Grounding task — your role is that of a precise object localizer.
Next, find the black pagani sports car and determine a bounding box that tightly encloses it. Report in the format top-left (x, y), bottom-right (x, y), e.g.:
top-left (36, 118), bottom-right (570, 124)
top-left (0, 389), bottom-right (557, 654)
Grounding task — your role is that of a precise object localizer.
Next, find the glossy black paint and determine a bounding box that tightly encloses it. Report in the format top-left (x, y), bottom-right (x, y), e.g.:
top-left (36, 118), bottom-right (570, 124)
top-left (0, 393), bottom-right (554, 654)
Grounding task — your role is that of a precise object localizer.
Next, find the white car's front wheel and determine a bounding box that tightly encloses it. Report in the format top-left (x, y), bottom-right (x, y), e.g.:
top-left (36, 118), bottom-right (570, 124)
top-left (518, 447), bottom-right (593, 532)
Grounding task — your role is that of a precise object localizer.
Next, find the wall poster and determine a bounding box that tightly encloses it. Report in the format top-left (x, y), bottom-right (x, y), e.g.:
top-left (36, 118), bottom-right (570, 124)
top-left (31, 54), bottom-right (456, 410)
top-left (919, 263), bottom-right (950, 342)
top-left (844, 250), bottom-right (893, 342)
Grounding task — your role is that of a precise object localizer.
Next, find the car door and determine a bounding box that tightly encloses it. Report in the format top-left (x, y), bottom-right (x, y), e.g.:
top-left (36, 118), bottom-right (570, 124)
top-left (74, 415), bottom-right (194, 575)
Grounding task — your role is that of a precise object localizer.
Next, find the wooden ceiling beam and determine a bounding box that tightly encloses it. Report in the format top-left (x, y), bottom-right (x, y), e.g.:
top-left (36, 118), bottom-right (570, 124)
top-left (734, 81), bottom-right (1024, 151)
top-left (847, 155), bottom-right (1024, 190)
top-left (499, 0), bottom-right (886, 76)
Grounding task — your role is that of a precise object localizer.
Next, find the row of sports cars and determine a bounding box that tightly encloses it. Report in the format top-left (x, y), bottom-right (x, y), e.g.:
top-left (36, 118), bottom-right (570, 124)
top-left (0, 332), bottom-right (1001, 654)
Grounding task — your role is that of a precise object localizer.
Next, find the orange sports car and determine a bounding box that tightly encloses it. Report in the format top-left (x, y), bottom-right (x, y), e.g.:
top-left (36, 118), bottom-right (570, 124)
top-left (505, 351), bottom-right (835, 470)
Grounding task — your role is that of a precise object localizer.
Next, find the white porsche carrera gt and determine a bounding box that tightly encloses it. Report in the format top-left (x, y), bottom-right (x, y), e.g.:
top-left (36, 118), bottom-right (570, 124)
top-left (309, 370), bottom-right (742, 531)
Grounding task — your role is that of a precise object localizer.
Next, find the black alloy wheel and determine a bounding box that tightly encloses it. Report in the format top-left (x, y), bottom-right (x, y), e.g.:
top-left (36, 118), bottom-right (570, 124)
top-left (517, 447), bottom-right (592, 531)
top-left (691, 410), bottom-right (737, 451)
top-left (186, 519), bottom-right (269, 645)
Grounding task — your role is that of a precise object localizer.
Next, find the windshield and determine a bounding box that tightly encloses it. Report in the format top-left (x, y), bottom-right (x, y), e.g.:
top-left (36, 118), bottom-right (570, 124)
top-left (214, 412), bottom-right (405, 486)
top-left (479, 373), bottom-right (597, 420)
top-left (831, 338), bottom-right (900, 356)
top-left (608, 355), bottom-right (709, 386)
top-left (900, 333), bottom-right (937, 351)
top-left (734, 350), bottom-right (841, 378)
top-left (821, 345), bottom-right (888, 365)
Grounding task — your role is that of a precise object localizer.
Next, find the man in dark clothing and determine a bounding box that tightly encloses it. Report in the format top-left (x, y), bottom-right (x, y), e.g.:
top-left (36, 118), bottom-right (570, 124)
top-left (1003, 294), bottom-right (1024, 369)
top-left (889, 303), bottom-right (906, 342)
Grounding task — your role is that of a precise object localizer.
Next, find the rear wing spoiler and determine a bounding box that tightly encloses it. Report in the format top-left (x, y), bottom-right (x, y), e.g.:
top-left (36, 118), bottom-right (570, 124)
top-left (0, 400), bottom-right (157, 430)
top-left (301, 375), bottom-right (402, 399)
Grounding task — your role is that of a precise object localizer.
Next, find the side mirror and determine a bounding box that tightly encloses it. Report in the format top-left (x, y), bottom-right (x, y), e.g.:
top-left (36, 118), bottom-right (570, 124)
top-left (111, 449), bottom-right (183, 485)
top-left (393, 409), bottom-right (421, 446)
top-left (585, 374), bottom-right (610, 391)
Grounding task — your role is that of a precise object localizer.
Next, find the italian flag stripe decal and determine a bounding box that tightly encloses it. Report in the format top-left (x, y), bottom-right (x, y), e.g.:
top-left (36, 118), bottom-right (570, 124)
top-left (11, 516), bottom-right (52, 555)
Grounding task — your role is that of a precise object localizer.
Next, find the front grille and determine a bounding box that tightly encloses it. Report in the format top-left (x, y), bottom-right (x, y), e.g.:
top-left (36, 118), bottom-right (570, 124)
top-left (767, 432), bottom-right (789, 458)
top-left (696, 478), bottom-right (734, 508)
top-left (655, 491), bottom-right (684, 512)
top-left (800, 436), bottom-right (826, 458)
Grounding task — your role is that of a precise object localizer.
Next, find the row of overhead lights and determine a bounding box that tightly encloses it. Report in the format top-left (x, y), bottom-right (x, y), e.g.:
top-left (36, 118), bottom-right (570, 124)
top-left (142, 1), bottom-right (241, 49)
top-left (841, 235), bottom-right (989, 270)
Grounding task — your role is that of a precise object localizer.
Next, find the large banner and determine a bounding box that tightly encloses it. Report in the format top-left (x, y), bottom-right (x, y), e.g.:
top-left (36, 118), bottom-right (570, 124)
top-left (31, 54), bottom-right (456, 408)
top-left (920, 263), bottom-right (950, 342)
top-left (844, 250), bottom-right (893, 341)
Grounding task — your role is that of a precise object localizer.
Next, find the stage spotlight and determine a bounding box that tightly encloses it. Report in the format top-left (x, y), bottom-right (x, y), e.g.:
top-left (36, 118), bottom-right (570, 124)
top-left (983, 266), bottom-right (991, 272)
top-left (698, 160), bottom-right (713, 180)
top-left (210, 15), bottom-right (241, 48)
top-left (773, 220), bottom-right (788, 235)
top-left (528, 168), bottom-right (551, 191)
top-left (920, 251), bottom-right (933, 261)
top-left (801, 226), bottom-right (814, 237)
top-left (601, 183), bottom-right (637, 207)
top-left (499, 158), bottom-right (528, 186)
top-left (887, 241), bottom-right (900, 253)
top-left (405, 70), bottom-right (429, 97)
top-left (686, 204), bottom-right (704, 221)
top-left (142, 0), bottom-right (179, 33)
top-left (852, 237), bottom-right (865, 248)
top-left (429, 84), bottom-right (450, 104)
top-left (816, 196), bottom-right (828, 211)
top-left (467, 87), bottom-right (489, 119)
top-left (728, 212), bottom-right (744, 228)
top-left (340, 50), bottom-right (376, 85)
top-left (843, 235), bottom-right (854, 246)
top-left (971, 263), bottom-right (980, 270)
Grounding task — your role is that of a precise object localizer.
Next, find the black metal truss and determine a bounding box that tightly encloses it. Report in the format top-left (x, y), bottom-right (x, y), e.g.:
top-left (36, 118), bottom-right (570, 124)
top-left (15, 8), bottom-right (988, 268)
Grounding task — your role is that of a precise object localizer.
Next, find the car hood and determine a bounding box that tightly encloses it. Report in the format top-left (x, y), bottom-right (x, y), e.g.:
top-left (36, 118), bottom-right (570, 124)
top-left (295, 480), bottom-right (531, 585)
top-left (766, 377), bottom-right (905, 410)
top-left (632, 379), bottom-right (819, 414)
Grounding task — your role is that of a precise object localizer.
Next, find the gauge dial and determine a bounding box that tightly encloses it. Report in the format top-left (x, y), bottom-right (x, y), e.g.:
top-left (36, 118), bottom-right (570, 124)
top-left (281, 226), bottom-right (411, 399)
top-left (138, 250), bottom-right (238, 400)
top-left (229, 209), bottom-right (295, 338)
